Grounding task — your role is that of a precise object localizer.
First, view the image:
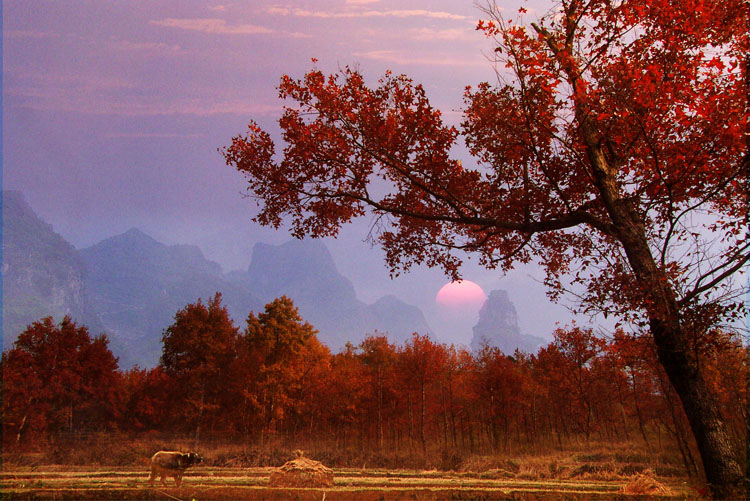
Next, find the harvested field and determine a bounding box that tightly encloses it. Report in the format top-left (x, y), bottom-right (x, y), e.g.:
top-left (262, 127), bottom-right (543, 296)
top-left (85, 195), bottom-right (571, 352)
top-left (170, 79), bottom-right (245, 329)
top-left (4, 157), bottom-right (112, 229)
top-left (1, 465), bottom-right (697, 500)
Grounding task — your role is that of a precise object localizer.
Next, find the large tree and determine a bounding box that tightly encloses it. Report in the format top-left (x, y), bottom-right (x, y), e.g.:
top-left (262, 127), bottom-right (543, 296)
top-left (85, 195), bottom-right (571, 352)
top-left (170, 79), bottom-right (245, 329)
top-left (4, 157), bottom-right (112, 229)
top-left (161, 293), bottom-right (239, 441)
top-left (243, 296), bottom-right (329, 439)
top-left (1, 317), bottom-right (121, 446)
top-left (223, 0), bottom-right (748, 495)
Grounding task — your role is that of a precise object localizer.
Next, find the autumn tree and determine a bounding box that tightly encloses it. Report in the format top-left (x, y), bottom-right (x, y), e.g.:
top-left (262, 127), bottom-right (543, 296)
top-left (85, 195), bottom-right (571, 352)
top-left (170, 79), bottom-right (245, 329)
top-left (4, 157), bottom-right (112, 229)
top-left (473, 346), bottom-right (531, 451)
top-left (120, 366), bottom-right (173, 432)
top-left (553, 326), bottom-right (606, 440)
top-left (359, 333), bottom-right (397, 448)
top-left (223, 0), bottom-right (748, 494)
top-left (611, 330), bottom-right (662, 446)
top-left (318, 345), bottom-right (370, 444)
top-left (242, 295), bottom-right (328, 441)
top-left (1, 316), bottom-right (121, 447)
top-left (398, 333), bottom-right (448, 454)
top-left (160, 293), bottom-right (239, 441)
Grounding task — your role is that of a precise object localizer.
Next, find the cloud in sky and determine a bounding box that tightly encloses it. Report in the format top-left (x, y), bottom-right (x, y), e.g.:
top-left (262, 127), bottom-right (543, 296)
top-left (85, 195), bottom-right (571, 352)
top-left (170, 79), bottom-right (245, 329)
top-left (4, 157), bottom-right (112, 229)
top-left (107, 39), bottom-right (183, 53)
top-left (410, 27), bottom-right (476, 42)
top-left (266, 7), bottom-right (472, 21)
top-left (354, 50), bottom-right (487, 68)
top-left (150, 18), bottom-right (273, 35)
top-left (8, 93), bottom-right (283, 117)
top-left (5, 69), bottom-right (135, 93)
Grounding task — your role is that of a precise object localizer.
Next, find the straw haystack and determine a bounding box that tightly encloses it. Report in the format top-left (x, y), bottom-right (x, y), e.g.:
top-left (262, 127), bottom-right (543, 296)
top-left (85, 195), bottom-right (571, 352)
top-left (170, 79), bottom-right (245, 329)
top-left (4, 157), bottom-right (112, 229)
top-left (270, 451), bottom-right (334, 488)
top-left (620, 471), bottom-right (672, 496)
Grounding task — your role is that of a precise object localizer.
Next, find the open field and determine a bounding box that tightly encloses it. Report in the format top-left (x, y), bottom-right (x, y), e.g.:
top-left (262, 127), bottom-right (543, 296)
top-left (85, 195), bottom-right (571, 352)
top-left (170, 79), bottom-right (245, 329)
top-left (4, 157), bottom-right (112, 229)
top-left (2, 466), bottom-right (697, 500)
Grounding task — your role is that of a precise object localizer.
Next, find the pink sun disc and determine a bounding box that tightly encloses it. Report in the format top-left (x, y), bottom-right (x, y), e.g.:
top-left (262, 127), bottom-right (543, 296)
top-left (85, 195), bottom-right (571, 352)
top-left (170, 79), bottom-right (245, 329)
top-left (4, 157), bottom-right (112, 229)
top-left (435, 280), bottom-right (487, 310)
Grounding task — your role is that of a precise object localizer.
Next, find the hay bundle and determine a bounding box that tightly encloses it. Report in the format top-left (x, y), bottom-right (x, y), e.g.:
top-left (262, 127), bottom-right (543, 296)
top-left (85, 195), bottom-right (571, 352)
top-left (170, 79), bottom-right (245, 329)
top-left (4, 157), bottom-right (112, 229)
top-left (621, 471), bottom-right (672, 496)
top-left (269, 451), bottom-right (334, 488)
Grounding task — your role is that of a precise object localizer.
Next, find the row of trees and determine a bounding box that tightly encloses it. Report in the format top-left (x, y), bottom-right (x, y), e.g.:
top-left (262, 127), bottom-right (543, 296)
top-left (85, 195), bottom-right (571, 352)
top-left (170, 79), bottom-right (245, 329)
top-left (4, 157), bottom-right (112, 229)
top-left (3, 294), bottom-right (746, 479)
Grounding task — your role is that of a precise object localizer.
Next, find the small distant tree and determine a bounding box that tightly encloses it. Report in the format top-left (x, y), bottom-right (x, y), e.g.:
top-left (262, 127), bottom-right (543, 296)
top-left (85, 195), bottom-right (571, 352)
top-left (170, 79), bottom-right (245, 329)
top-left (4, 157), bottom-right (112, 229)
top-left (160, 292), bottom-right (239, 441)
top-left (1, 316), bottom-right (121, 447)
top-left (318, 345), bottom-right (368, 440)
top-left (473, 346), bottom-right (528, 451)
top-left (244, 296), bottom-right (317, 366)
top-left (553, 326), bottom-right (606, 440)
top-left (398, 333), bottom-right (448, 454)
top-left (359, 333), bottom-right (397, 448)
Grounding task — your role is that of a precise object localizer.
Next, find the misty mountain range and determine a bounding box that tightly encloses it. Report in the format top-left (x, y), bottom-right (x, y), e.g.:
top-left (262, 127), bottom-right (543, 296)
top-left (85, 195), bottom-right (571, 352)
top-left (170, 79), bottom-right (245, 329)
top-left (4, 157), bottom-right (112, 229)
top-left (2, 190), bottom-right (541, 368)
top-left (3, 191), bottom-right (436, 367)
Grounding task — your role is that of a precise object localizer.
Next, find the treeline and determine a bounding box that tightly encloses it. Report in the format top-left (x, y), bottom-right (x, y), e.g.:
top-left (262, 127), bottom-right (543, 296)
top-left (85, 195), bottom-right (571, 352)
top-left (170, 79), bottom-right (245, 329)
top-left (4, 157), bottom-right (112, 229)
top-left (2, 293), bottom-right (745, 474)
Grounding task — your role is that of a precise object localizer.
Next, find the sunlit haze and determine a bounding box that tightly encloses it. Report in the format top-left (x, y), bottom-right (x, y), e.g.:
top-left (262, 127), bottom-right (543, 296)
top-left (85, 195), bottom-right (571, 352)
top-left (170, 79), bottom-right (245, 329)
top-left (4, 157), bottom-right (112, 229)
top-left (2, 0), bottom-right (574, 346)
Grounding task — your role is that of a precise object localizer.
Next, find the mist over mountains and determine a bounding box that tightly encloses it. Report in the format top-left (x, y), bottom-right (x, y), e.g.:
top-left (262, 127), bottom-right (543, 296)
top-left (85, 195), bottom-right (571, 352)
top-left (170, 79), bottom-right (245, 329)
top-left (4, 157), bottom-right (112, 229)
top-left (79, 227), bottom-right (264, 367)
top-left (3, 191), bottom-right (538, 367)
top-left (2, 191), bottom-right (435, 368)
top-left (227, 240), bottom-right (434, 351)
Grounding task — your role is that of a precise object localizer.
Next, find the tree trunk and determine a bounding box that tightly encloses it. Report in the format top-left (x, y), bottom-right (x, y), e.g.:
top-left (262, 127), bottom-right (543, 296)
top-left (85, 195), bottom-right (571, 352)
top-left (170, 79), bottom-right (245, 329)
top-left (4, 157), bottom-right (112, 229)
top-left (652, 318), bottom-right (742, 494)
top-left (655, 369), bottom-right (699, 477)
top-left (377, 367), bottom-right (383, 450)
top-left (578, 114), bottom-right (744, 496)
top-left (16, 414), bottom-right (28, 446)
top-left (610, 196), bottom-right (743, 497)
top-left (194, 381), bottom-right (206, 446)
top-left (420, 381), bottom-right (427, 455)
top-left (629, 369), bottom-right (649, 446)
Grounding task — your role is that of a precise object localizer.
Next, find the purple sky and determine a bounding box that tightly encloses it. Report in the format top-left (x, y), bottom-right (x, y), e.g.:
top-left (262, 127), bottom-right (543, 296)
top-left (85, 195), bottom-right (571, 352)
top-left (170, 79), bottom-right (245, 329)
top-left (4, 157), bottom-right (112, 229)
top-left (3, 0), bottom-right (585, 346)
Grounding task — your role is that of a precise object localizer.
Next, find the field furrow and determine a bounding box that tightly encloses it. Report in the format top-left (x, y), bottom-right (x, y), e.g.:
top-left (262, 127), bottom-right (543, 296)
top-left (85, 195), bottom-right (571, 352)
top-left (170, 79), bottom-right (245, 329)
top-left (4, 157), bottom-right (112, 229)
top-left (1, 466), bottom-right (694, 500)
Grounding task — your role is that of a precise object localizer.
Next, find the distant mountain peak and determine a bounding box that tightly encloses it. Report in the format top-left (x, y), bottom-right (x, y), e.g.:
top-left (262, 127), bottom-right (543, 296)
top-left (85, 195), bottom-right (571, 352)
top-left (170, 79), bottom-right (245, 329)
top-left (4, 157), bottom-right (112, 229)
top-left (123, 227), bottom-right (153, 238)
top-left (475, 290), bottom-right (519, 331)
top-left (79, 227), bottom-right (259, 367)
top-left (2, 190), bottom-right (103, 351)
top-left (246, 239), bottom-right (352, 302)
top-left (110, 227), bottom-right (160, 246)
top-left (230, 239), bottom-right (433, 348)
top-left (249, 239), bottom-right (337, 275)
top-left (470, 289), bottom-right (545, 355)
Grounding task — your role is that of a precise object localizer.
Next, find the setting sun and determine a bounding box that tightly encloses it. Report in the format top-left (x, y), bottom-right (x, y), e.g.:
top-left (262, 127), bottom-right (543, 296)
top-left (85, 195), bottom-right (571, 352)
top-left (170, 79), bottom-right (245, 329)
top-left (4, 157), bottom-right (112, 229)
top-left (435, 280), bottom-right (487, 310)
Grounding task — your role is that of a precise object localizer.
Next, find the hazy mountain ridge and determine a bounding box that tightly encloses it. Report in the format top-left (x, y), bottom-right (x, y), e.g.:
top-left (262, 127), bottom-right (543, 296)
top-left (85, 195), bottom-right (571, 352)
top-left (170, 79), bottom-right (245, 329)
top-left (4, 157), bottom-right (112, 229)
top-left (470, 289), bottom-right (546, 355)
top-left (1, 191), bottom-right (103, 350)
top-left (228, 240), bottom-right (434, 349)
top-left (3, 192), bottom-right (434, 367)
top-left (79, 227), bottom-right (264, 368)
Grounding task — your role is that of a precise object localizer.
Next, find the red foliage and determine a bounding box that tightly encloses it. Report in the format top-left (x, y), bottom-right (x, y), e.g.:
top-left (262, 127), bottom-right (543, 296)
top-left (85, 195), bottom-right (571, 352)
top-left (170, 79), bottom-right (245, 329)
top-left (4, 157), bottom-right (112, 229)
top-left (222, 0), bottom-right (747, 493)
top-left (2, 317), bottom-right (122, 448)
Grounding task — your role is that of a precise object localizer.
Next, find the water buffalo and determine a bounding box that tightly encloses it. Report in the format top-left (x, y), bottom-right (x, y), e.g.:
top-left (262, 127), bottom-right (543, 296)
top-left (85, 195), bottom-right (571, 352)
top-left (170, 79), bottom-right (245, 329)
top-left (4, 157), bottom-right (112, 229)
top-left (148, 450), bottom-right (203, 487)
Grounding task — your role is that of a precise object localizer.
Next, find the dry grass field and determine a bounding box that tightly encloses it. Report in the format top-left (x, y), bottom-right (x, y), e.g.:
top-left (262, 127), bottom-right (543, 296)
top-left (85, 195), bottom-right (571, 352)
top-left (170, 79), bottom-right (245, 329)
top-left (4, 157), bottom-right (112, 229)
top-left (1, 437), bottom-right (707, 499)
top-left (1, 465), bottom-right (697, 500)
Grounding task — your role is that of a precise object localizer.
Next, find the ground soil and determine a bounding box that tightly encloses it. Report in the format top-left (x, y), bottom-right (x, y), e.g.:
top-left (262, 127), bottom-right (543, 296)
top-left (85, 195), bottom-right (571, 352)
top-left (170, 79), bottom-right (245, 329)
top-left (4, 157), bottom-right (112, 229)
top-left (1, 466), bottom-right (697, 500)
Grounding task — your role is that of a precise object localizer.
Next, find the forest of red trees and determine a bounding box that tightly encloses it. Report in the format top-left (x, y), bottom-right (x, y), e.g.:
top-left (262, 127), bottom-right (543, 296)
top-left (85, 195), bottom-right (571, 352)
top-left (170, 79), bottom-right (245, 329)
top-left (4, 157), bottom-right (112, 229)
top-left (2, 293), bottom-right (746, 479)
